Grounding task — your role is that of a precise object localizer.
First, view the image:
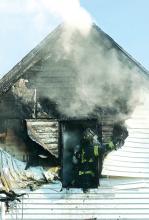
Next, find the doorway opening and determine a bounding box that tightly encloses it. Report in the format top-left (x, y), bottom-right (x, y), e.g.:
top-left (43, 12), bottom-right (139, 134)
top-left (60, 120), bottom-right (101, 189)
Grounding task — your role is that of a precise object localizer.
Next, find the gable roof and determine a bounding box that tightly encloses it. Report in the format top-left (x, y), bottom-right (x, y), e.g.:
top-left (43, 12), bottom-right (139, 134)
top-left (0, 23), bottom-right (148, 97)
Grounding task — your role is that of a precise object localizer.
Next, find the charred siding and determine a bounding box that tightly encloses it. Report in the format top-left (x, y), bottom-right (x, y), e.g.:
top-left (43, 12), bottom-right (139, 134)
top-left (26, 120), bottom-right (59, 158)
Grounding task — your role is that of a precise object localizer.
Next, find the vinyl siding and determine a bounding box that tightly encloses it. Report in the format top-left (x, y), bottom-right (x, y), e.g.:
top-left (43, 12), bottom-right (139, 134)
top-left (5, 177), bottom-right (149, 220)
top-left (102, 101), bottom-right (149, 178)
top-left (26, 119), bottom-right (59, 157)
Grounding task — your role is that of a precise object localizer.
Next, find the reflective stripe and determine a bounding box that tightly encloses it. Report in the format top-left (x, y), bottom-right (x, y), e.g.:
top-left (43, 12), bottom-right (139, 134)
top-left (79, 170), bottom-right (95, 176)
top-left (81, 148), bottom-right (94, 163)
top-left (94, 145), bottom-right (99, 157)
top-left (81, 145), bottom-right (99, 163)
top-left (108, 141), bottom-right (115, 149)
top-left (81, 148), bottom-right (86, 163)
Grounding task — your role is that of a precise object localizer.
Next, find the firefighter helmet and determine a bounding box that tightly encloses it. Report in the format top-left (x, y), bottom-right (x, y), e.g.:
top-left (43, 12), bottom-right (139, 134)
top-left (83, 128), bottom-right (94, 142)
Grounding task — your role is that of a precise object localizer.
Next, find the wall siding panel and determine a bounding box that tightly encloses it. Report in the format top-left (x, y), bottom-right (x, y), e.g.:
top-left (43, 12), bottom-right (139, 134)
top-left (5, 178), bottom-right (149, 220)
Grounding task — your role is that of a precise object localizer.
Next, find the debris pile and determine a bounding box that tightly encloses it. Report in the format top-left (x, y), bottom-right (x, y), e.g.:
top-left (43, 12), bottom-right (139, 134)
top-left (0, 147), bottom-right (60, 209)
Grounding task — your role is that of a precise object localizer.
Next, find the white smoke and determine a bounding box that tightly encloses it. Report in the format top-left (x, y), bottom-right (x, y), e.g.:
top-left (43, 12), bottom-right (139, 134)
top-left (39, 26), bottom-right (147, 120)
top-left (40, 0), bottom-right (92, 35)
top-left (0, 0), bottom-right (92, 76)
top-left (1, 0), bottom-right (148, 119)
top-left (0, 0), bottom-right (92, 33)
top-left (25, 0), bottom-right (92, 34)
top-left (36, 0), bottom-right (93, 52)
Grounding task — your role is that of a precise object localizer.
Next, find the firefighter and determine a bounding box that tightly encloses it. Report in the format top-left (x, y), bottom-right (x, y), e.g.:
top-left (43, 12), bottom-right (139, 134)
top-left (78, 128), bottom-right (101, 191)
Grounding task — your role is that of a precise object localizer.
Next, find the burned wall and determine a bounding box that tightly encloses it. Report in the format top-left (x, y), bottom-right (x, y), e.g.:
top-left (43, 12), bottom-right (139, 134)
top-left (0, 25), bottom-right (147, 172)
top-left (0, 25), bottom-right (147, 121)
top-left (0, 118), bottom-right (59, 169)
top-left (0, 80), bottom-right (35, 119)
top-left (0, 119), bottom-right (29, 161)
top-left (27, 25), bottom-right (145, 120)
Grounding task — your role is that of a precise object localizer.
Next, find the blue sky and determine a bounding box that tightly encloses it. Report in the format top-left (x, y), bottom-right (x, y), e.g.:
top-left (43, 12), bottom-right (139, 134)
top-left (0, 0), bottom-right (148, 77)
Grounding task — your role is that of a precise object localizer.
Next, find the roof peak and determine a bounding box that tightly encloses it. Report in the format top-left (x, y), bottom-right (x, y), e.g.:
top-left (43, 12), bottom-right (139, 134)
top-left (0, 23), bottom-right (148, 96)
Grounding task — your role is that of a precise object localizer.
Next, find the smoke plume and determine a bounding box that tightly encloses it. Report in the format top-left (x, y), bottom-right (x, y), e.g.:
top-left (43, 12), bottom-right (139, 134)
top-left (24, 0), bottom-right (92, 35)
top-left (32, 1), bottom-right (147, 119)
top-left (40, 24), bottom-right (147, 120)
top-left (6, 0), bottom-right (148, 120)
top-left (41, 0), bottom-right (92, 34)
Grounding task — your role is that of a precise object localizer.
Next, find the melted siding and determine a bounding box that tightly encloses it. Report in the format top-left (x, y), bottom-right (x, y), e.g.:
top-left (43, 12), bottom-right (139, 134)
top-left (102, 102), bottom-right (149, 178)
top-left (26, 120), bottom-right (59, 158)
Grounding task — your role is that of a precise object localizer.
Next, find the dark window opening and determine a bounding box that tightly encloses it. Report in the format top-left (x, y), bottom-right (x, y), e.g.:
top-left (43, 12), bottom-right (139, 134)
top-left (60, 120), bottom-right (102, 189)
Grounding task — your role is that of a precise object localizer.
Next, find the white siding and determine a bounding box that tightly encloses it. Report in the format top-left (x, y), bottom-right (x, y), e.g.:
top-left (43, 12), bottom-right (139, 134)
top-left (5, 178), bottom-right (149, 220)
top-left (102, 102), bottom-right (149, 178)
top-left (0, 203), bottom-right (5, 220)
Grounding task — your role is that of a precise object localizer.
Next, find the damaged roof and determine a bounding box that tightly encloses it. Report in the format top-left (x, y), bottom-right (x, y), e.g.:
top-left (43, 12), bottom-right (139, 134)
top-left (0, 23), bottom-right (148, 97)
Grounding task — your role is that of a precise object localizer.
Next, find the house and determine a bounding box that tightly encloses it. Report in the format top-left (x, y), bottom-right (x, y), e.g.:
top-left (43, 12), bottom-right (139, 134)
top-left (0, 23), bottom-right (149, 219)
